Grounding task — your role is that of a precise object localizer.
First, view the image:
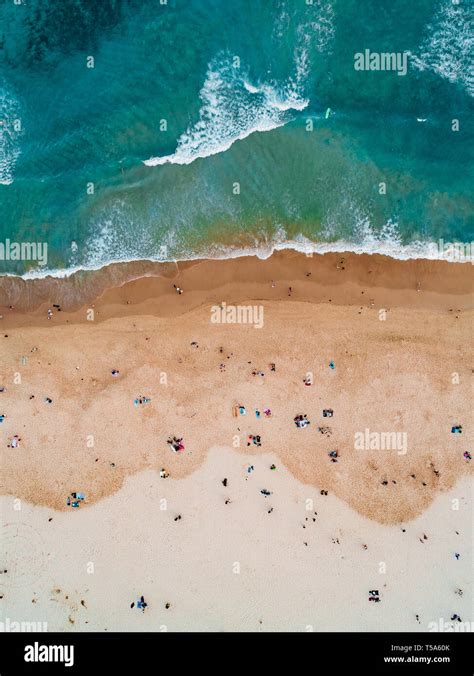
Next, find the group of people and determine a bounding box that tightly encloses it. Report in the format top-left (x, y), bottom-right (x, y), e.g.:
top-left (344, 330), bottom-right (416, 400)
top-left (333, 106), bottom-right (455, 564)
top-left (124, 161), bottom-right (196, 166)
top-left (167, 436), bottom-right (185, 453)
top-left (134, 395), bottom-right (151, 406)
top-left (294, 414), bottom-right (310, 429)
top-left (255, 408), bottom-right (271, 418)
top-left (131, 595), bottom-right (148, 612)
top-left (66, 492), bottom-right (85, 509)
top-left (368, 590), bottom-right (380, 603)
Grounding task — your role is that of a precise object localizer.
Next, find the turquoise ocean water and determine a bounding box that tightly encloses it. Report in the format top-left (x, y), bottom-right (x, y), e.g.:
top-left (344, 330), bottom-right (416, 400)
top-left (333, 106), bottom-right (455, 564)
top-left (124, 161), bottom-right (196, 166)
top-left (0, 0), bottom-right (473, 276)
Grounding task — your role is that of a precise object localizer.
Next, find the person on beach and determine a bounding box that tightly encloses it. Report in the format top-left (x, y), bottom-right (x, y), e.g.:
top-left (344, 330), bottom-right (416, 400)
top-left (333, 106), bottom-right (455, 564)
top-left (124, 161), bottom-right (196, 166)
top-left (168, 436), bottom-right (184, 453)
top-left (294, 414), bottom-right (310, 428)
top-left (132, 595), bottom-right (148, 612)
top-left (134, 395), bottom-right (151, 406)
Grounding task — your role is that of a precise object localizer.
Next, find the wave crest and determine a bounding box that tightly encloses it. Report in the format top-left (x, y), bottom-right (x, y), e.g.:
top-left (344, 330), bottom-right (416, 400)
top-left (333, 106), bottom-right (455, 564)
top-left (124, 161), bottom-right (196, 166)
top-left (0, 86), bottom-right (22, 185)
top-left (143, 49), bottom-right (310, 167)
top-left (412, 1), bottom-right (474, 96)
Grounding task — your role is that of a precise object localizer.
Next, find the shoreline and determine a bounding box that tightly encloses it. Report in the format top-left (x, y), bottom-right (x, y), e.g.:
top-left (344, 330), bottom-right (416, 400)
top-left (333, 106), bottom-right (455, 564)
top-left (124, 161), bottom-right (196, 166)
top-left (3, 243), bottom-right (474, 282)
top-left (0, 249), bottom-right (472, 318)
top-left (1, 232), bottom-right (473, 283)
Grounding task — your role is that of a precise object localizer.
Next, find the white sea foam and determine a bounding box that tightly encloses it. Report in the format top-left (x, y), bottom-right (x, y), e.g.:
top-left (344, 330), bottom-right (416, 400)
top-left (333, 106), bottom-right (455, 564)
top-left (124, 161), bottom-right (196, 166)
top-left (144, 53), bottom-right (308, 167)
top-left (298, 0), bottom-right (336, 54)
top-left (10, 240), bottom-right (455, 280)
top-left (80, 201), bottom-right (159, 269)
top-left (144, 3), bottom-right (337, 168)
top-left (411, 0), bottom-right (474, 96)
top-left (0, 86), bottom-right (22, 185)
top-left (6, 203), bottom-right (469, 280)
top-left (243, 81), bottom-right (260, 95)
top-left (10, 228), bottom-right (467, 281)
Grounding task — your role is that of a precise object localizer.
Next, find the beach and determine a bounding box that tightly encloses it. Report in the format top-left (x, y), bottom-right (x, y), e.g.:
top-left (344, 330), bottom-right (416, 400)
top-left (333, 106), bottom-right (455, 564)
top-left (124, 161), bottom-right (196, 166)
top-left (1, 453), bottom-right (471, 633)
top-left (0, 250), bottom-right (472, 631)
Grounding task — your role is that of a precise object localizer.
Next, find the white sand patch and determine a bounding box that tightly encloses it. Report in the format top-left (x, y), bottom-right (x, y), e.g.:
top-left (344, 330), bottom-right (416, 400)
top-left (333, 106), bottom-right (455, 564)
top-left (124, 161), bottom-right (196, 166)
top-left (0, 447), bottom-right (471, 632)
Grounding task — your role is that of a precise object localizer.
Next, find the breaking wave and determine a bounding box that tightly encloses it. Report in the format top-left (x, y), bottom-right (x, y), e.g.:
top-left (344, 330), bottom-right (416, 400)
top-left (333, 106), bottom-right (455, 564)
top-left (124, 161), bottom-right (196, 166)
top-left (143, 50), bottom-right (310, 167)
top-left (411, 0), bottom-right (474, 96)
top-left (0, 86), bottom-right (22, 185)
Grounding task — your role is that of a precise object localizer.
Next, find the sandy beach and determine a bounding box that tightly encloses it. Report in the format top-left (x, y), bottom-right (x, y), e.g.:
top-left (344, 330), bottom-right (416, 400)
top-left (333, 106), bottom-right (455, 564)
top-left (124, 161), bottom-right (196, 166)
top-left (0, 251), bottom-right (472, 631)
top-left (0, 451), bottom-right (471, 632)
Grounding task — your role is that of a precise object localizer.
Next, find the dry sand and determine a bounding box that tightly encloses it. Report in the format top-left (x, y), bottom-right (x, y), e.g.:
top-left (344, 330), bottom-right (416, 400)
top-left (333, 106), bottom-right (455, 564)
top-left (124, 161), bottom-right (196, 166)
top-left (0, 449), bottom-right (471, 632)
top-left (0, 251), bottom-right (472, 631)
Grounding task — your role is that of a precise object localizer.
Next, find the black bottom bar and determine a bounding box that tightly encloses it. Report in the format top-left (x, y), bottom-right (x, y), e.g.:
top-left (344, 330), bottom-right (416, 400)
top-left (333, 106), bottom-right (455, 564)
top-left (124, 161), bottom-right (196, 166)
top-left (1, 631), bottom-right (471, 674)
